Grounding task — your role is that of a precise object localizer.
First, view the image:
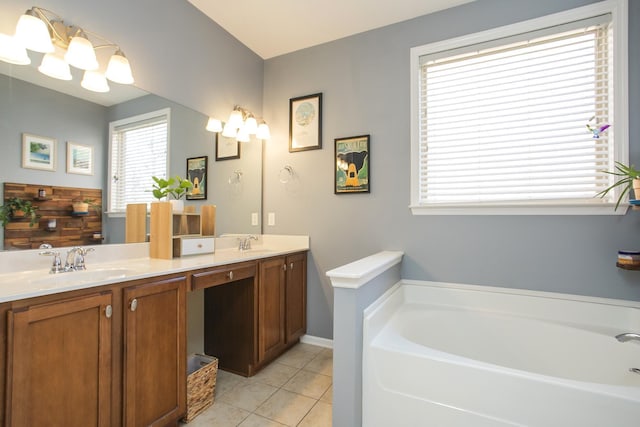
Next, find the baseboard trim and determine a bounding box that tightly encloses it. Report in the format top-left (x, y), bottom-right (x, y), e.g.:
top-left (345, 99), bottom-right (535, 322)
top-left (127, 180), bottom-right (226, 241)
top-left (300, 334), bottom-right (333, 349)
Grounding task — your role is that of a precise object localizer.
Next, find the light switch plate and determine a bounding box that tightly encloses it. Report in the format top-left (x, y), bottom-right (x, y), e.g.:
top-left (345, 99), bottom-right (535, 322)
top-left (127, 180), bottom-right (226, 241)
top-left (251, 212), bottom-right (258, 226)
top-left (268, 212), bottom-right (275, 226)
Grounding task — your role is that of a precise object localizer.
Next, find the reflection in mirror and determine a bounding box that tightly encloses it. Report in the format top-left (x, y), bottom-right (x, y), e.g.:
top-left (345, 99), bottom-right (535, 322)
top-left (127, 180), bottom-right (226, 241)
top-left (0, 66), bottom-right (261, 250)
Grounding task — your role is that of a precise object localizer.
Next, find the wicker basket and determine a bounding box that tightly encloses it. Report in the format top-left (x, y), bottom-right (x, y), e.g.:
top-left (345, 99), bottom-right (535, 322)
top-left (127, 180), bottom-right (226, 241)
top-left (183, 354), bottom-right (218, 423)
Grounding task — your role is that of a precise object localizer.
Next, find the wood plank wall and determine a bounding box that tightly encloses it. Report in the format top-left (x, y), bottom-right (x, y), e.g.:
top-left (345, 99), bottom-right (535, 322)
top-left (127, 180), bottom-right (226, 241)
top-left (3, 183), bottom-right (102, 250)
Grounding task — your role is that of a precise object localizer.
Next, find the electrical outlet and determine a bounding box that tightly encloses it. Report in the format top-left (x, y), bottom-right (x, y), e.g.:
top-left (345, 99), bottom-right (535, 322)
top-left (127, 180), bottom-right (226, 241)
top-left (268, 212), bottom-right (275, 226)
top-left (251, 212), bottom-right (258, 226)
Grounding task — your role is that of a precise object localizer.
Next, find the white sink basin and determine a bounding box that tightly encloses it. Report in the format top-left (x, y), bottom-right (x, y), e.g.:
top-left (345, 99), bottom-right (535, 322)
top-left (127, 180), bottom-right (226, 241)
top-left (238, 248), bottom-right (276, 256)
top-left (29, 268), bottom-right (138, 289)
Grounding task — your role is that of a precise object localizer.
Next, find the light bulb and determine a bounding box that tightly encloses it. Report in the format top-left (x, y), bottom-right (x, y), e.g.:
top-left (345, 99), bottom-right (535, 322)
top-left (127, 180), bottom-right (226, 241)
top-left (15, 10), bottom-right (53, 53)
top-left (244, 116), bottom-right (258, 135)
top-left (237, 126), bottom-right (250, 142)
top-left (222, 122), bottom-right (237, 138)
top-left (65, 33), bottom-right (98, 70)
top-left (206, 118), bottom-right (222, 132)
top-left (227, 109), bottom-right (243, 130)
top-left (105, 49), bottom-right (134, 84)
top-left (38, 49), bottom-right (72, 80)
top-left (0, 33), bottom-right (30, 65)
top-left (81, 70), bottom-right (110, 92)
top-left (256, 123), bottom-right (271, 140)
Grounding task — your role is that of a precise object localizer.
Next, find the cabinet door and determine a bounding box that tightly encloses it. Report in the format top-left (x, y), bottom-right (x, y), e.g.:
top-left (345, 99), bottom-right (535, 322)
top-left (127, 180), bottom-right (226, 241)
top-left (6, 292), bottom-right (113, 427)
top-left (286, 252), bottom-right (307, 343)
top-left (123, 276), bottom-right (186, 427)
top-left (258, 257), bottom-right (286, 364)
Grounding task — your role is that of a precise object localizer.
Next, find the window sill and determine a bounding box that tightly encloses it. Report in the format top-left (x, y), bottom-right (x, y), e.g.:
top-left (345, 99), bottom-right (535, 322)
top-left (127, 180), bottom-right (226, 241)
top-left (409, 203), bottom-right (628, 216)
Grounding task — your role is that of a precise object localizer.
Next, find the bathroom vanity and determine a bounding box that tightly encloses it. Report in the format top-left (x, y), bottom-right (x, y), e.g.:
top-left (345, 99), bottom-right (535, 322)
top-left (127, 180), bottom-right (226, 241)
top-left (0, 235), bottom-right (308, 426)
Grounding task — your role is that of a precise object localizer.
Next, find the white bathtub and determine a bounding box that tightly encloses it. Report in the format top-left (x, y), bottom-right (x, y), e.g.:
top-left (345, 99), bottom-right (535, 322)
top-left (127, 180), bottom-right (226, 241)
top-left (363, 280), bottom-right (640, 427)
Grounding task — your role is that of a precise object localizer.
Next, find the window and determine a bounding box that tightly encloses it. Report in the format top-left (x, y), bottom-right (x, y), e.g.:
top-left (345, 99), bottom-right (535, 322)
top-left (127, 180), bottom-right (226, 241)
top-left (410, 0), bottom-right (628, 215)
top-left (108, 108), bottom-right (170, 214)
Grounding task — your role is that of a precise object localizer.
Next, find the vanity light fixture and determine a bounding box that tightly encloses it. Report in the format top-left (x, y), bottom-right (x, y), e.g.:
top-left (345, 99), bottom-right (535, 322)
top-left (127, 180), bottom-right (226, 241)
top-left (0, 6), bottom-right (135, 92)
top-left (207, 106), bottom-right (271, 142)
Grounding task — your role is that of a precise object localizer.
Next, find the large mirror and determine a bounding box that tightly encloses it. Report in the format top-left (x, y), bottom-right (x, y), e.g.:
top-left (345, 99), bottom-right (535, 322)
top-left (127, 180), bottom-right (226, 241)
top-left (0, 53), bottom-right (262, 250)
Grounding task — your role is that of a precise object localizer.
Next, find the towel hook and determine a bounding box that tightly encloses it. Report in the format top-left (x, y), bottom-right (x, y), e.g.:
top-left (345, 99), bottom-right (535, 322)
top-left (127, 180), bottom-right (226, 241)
top-left (279, 165), bottom-right (294, 184)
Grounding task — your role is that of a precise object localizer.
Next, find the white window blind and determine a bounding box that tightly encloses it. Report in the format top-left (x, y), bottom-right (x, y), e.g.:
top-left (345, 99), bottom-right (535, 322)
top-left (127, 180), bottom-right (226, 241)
top-left (109, 109), bottom-right (169, 213)
top-left (413, 7), bottom-right (626, 213)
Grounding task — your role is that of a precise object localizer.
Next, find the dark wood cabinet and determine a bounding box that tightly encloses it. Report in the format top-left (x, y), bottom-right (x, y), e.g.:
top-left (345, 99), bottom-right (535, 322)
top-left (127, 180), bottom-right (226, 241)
top-left (202, 252), bottom-right (307, 375)
top-left (258, 257), bottom-right (287, 364)
top-left (3, 273), bottom-right (187, 427)
top-left (5, 292), bottom-right (113, 427)
top-left (285, 252), bottom-right (307, 343)
top-left (123, 275), bottom-right (186, 427)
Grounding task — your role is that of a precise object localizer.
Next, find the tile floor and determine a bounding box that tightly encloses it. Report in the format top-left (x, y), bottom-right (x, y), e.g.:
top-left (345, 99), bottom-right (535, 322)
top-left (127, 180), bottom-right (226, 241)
top-left (181, 343), bottom-right (333, 426)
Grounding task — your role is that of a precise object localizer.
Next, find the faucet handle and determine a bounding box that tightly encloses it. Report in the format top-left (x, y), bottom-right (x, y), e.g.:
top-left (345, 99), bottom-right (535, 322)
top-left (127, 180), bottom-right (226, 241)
top-left (74, 247), bottom-right (94, 270)
top-left (39, 250), bottom-right (63, 274)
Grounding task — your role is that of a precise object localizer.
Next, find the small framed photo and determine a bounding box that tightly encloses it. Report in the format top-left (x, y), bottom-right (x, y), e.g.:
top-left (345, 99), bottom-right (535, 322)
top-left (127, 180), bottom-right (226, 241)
top-left (66, 142), bottom-right (93, 175)
top-left (216, 134), bottom-right (240, 160)
top-left (22, 133), bottom-right (57, 171)
top-left (186, 156), bottom-right (208, 200)
top-left (335, 135), bottom-right (370, 194)
top-left (289, 92), bottom-right (322, 152)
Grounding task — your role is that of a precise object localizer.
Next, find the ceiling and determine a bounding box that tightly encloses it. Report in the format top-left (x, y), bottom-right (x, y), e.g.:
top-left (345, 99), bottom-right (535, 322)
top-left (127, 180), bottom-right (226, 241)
top-left (187, 0), bottom-right (475, 59)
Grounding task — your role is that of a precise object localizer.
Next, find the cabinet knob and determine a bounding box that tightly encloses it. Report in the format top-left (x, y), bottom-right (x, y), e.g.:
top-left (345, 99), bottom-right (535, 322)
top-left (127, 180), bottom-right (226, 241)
top-left (227, 271), bottom-right (234, 281)
top-left (283, 264), bottom-right (287, 271)
top-left (105, 304), bottom-right (113, 318)
top-left (290, 262), bottom-right (294, 270)
top-left (130, 298), bottom-right (138, 312)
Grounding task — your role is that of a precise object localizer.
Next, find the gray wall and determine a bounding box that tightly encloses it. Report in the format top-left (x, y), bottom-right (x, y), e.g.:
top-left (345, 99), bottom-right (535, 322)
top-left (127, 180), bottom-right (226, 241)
top-left (263, 0), bottom-right (640, 339)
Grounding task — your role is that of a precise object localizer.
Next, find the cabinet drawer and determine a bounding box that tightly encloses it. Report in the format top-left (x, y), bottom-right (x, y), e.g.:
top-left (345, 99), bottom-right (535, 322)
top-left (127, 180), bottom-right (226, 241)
top-left (191, 262), bottom-right (256, 290)
top-left (173, 236), bottom-right (215, 257)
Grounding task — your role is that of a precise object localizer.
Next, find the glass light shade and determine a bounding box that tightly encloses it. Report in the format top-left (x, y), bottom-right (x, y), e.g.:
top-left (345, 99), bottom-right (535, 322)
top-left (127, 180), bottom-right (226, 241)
top-left (105, 50), bottom-right (134, 84)
top-left (81, 70), bottom-right (110, 92)
top-left (38, 51), bottom-right (72, 80)
top-left (206, 118), bottom-right (222, 132)
top-left (0, 34), bottom-right (30, 65)
top-left (65, 34), bottom-right (98, 70)
top-left (244, 116), bottom-right (258, 135)
top-left (256, 123), bottom-right (271, 140)
top-left (227, 109), bottom-right (243, 130)
top-left (222, 122), bottom-right (238, 138)
top-left (236, 127), bottom-right (250, 143)
top-left (15, 11), bottom-right (53, 53)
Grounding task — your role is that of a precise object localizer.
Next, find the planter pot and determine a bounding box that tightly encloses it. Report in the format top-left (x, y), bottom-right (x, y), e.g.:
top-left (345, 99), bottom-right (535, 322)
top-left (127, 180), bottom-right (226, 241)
top-left (72, 202), bottom-right (89, 213)
top-left (170, 200), bottom-right (184, 213)
top-left (633, 179), bottom-right (640, 200)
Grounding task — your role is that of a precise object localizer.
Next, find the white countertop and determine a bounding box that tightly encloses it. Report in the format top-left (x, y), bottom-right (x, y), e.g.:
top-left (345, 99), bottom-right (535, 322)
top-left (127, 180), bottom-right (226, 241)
top-left (0, 235), bottom-right (309, 303)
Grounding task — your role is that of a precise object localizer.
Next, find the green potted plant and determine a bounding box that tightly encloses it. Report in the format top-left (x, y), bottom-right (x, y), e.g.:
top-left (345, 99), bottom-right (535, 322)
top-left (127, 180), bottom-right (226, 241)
top-left (0, 197), bottom-right (40, 227)
top-left (152, 175), bottom-right (192, 212)
top-left (596, 161), bottom-right (640, 210)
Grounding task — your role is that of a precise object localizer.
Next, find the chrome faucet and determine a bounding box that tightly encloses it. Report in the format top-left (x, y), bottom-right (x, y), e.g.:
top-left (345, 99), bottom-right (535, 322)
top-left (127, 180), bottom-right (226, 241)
top-left (64, 246), bottom-right (95, 271)
top-left (238, 235), bottom-right (258, 251)
top-left (39, 249), bottom-right (63, 274)
top-left (616, 333), bottom-right (640, 343)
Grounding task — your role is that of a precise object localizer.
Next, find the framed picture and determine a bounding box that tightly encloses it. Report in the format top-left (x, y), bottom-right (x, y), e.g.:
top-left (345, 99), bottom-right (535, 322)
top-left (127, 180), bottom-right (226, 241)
top-left (289, 92), bottom-right (322, 152)
top-left (216, 134), bottom-right (240, 160)
top-left (22, 133), bottom-right (57, 171)
top-left (335, 135), bottom-right (370, 194)
top-left (186, 156), bottom-right (208, 200)
top-left (66, 142), bottom-right (93, 175)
